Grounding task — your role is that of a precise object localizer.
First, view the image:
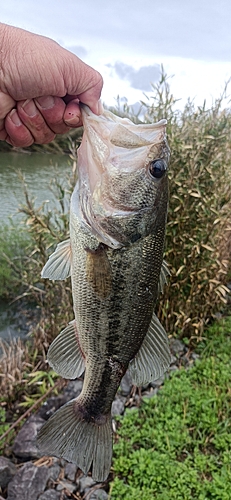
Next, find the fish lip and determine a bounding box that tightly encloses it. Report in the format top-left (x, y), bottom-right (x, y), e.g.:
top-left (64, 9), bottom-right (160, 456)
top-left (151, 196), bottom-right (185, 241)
top-left (80, 103), bottom-right (167, 130)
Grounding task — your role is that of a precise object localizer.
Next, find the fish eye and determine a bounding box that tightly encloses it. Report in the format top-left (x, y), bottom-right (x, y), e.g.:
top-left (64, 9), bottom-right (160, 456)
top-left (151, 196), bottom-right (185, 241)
top-left (149, 159), bottom-right (167, 179)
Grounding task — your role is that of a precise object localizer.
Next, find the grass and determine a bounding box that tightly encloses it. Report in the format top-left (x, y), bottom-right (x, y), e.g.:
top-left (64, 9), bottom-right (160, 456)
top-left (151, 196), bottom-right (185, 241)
top-left (109, 315), bottom-right (231, 500)
top-left (0, 222), bottom-right (31, 299)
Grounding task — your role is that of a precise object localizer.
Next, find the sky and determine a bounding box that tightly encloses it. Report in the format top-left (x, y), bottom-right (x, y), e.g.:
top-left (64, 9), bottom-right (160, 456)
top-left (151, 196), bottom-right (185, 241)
top-left (1, 0), bottom-right (231, 110)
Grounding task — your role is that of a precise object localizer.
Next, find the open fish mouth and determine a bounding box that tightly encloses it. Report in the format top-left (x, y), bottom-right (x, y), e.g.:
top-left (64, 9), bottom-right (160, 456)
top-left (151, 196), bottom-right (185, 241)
top-left (76, 105), bottom-right (170, 248)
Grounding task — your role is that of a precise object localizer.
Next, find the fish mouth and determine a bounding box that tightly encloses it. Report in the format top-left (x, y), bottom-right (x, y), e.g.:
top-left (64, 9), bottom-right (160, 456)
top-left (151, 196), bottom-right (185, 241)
top-left (77, 105), bottom-right (168, 248)
top-left (79, 104), bottom-right (167, 194)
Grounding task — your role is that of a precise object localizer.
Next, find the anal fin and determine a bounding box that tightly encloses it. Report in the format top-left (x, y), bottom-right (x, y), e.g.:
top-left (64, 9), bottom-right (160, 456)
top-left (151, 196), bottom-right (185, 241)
top-left (47, 320), bottom-right (85, 379)
top-left (41, 239), bottom-right (72, 280)
top-left (128, 313), bottom-right (171, 386)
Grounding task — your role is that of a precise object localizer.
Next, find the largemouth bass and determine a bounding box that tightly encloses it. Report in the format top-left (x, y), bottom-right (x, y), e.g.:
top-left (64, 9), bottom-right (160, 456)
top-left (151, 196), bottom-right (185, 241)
top-left (37, 105), bottom-right (171, 481)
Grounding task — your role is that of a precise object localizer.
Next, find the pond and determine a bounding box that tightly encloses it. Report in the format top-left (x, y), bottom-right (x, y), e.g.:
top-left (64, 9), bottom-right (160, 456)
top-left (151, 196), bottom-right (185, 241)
top-left (0, 151), bottom-right (73, 341)
top-left (0, 151), bottom-right (72, 222)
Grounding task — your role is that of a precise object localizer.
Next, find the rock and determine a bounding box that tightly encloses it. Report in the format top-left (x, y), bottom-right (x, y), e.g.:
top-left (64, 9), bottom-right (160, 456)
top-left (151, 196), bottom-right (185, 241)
top-left (191, 352), bottom-right (200, 361)
top-left (47, 463), bottom-right (61, 481)
top-left (64, 462), bottom-right (77, 481)
top-left (38, 380), bottom-right (83, 422)
top-left (7, 462), bottom-right (49, 500)
top-left (111, 397), bottom-right (126, 417)
top-left (142, 387), bottom-right (158, 398)
top-left (181, 355), bottom-right (190, 367)
top-left (214, 312), bottom-right (223, 319)
top-left (168, 365), bottom-right (178, 372)
top-left (170, 355), bottom-right (177, 365)
top-left (12, 415), bottom-right (45, 459)
top-left (38, 491), bottom-right (61, 500)
top-left (88, 489), bottom-right (108, 499)
top-left (170, 339), bottom-right (186, 356)
top-left (151, 375), bottom-right (165, 388)
top-left (120, 372), bottom-right (132, 396)
top-left (79, 475), bottom-right (95, 493)
top-left (63, 379), bottom-right (83, 401)
top-left (0, 457), bottom-right (17, 488)
top-left (38, 396), bottom-right (67, 421)
top-left (56, 479), bottom-right (77, 493)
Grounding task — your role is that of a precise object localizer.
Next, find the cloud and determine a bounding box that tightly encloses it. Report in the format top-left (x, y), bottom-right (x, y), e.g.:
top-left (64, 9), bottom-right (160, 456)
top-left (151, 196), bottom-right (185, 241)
top-left (109, 62), bottom-right (160, 91)
top-left (2, 0), bottom-right (231, 63)
top-left (65, 45), bottom-right (88, 59)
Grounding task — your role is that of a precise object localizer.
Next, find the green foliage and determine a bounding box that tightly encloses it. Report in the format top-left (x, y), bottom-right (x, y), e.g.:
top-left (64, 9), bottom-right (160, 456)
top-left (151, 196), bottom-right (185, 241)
top-left (0, 405), bottom-right (10, 447)
top-left (109, 317), bottom-right (231, 499)
top-left (19, 369), bottom-right (59, 409)
top-left (142, 71), bottom-right (231, 338)
top-left (0, 222), bottom-right (31, 299)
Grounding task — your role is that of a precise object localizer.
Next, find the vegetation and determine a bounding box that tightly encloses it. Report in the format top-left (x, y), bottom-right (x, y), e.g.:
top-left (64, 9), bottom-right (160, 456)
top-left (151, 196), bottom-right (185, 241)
top-left (0, 72), bottom-right (230, 473)
top-left (0, 222), bottom-right (31, 299)
top-left (0, 71), bottom-right (230, 347)
top-left (109, 316), bottom-right (231, 499)
top-left (141, 73), bottom-right (231, 338)
top-left (0, 126), bottom-right (83, 154)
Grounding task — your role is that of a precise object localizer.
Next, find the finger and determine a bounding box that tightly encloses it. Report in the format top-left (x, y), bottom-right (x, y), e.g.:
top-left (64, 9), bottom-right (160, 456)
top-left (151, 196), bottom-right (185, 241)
top-left (17, 99), bottom-right (56, 144)
top-left (5, 109), bottom-right (34, 147)
top-left (63, 99), bottom-right (83, 127)
top-left (65, 55), bottom-right (103, 115)
top-left (35, 96), bottom-right (72, 134)
top-left (0, 91), bottom-right (16, 141)
top-left (0, 91), bottom-right (16, 119)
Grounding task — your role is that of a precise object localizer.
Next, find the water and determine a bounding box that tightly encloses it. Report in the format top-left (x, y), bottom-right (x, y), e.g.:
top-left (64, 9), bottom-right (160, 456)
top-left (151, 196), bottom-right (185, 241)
top-left (0, 151), bottom-right (72, 341)
top-left (0, 151), bottom-right (72, 222)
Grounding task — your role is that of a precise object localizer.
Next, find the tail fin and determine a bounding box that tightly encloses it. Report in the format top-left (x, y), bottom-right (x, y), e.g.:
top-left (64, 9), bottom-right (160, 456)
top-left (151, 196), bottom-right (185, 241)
top-left (37, 399), bottom-right (112, 482)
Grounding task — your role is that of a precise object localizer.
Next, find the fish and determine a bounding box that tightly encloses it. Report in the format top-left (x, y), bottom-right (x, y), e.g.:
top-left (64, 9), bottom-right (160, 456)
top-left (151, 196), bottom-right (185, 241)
top-left (37, 105), bottom-right (171, 482)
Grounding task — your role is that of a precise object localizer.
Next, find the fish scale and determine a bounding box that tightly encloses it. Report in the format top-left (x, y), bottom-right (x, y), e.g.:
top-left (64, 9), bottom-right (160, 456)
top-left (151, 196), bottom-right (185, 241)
top-left (37, 105), bottom-right (171, 482)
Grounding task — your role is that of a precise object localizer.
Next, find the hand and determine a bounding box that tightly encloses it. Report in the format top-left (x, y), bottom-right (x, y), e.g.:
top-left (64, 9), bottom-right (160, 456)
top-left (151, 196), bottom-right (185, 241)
top-left (0, 24), bottom-right (103, 147)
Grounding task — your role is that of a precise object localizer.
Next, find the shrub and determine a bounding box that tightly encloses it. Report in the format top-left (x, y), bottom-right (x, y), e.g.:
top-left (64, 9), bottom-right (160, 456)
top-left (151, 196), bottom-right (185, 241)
top-left (0, 222), bottom-right (31, 299)
top-left (1, 72), bottom-right (231, 343)
top-left (141, 72), bottom-right (231, 338)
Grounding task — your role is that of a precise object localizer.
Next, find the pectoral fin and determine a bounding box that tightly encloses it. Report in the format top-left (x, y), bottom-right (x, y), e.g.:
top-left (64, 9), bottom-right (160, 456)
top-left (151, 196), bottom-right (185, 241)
top-left (86, 244), bottom-right (112, 299)
top-left (128, 313), bottom-right (171, 386)
top-left (41, 239), bottom-right (72, 280)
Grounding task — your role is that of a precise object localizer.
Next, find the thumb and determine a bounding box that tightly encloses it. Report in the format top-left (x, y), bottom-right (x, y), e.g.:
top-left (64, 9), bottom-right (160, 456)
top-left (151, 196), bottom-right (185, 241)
top-left (62, 52), bottom-right (103, 114)
top-left (77, 76), bottom-right (104, 114)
